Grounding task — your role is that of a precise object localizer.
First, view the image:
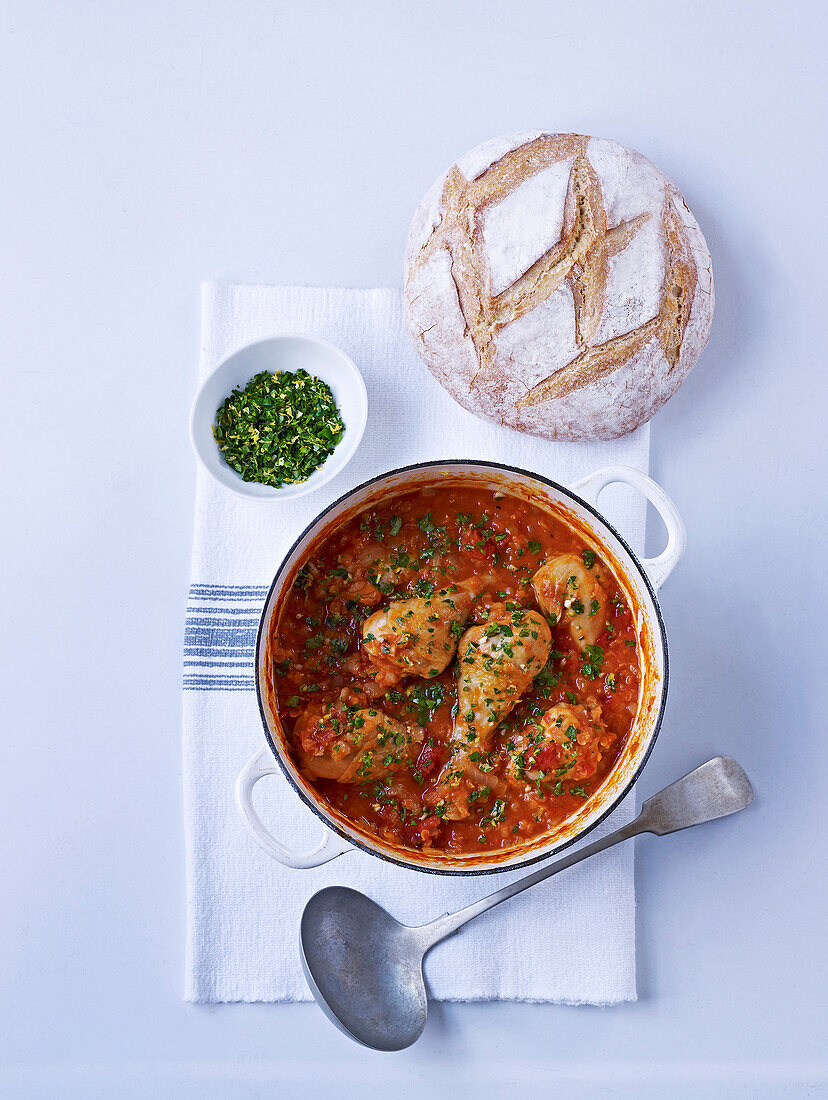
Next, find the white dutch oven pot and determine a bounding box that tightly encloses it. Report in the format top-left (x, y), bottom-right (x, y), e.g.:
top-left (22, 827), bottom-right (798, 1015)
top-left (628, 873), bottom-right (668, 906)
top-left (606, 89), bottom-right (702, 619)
top-left (236, 462), bottom-right (685, 875)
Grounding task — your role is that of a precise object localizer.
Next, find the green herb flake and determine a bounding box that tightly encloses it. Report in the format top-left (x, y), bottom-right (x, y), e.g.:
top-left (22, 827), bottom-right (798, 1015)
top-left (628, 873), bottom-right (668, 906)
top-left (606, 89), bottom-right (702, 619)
top-left (581, 644), bottom-right (605, 680)
top-left (213, 369), bottom-right (345, 487)
top-left (408, 681), bottom-right (445, 726)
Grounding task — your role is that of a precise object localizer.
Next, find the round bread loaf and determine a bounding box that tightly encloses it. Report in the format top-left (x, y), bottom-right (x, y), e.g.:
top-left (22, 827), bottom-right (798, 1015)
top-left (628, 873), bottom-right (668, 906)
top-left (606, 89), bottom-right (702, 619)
top-left (404, 132), bottom-right (714, 441)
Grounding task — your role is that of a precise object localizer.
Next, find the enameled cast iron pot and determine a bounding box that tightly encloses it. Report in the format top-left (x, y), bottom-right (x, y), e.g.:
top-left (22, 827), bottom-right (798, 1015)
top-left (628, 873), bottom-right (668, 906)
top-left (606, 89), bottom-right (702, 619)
top-left (235, 461), bottom-right (685, 875)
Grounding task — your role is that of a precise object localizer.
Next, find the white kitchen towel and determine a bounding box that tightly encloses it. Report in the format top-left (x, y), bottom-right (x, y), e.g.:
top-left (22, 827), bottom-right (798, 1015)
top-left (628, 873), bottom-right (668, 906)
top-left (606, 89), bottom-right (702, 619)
top-left (184, 283), bottom-right (650, 1004)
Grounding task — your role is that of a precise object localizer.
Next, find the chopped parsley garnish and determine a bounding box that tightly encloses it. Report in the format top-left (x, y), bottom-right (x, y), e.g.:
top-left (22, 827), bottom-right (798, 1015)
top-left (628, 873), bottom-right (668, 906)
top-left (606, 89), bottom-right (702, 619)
top-left (535, 660), bottom-right (562, 693)
top-left (213, 369), bottom-right (344, 487)
top-left (481, 798), bottom-right (507, 826)
top-left (582, 548), bottom-right (597, 569)
top-left (408, 682), bottom-right (445, 726)
top-left (367, 567), bottom-right (395, 594)
top-left (293, 565), bottom-right (311, 591)
top-left (581, 644), bottom-right (605, 679)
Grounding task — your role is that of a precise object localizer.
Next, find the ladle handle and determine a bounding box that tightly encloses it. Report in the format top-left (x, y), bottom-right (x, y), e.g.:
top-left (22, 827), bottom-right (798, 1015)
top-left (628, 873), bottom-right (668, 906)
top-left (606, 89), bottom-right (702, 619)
top-left (416, 819), bottom-right (642, 949)
top-left (416, 756), bottom-right (753, 951)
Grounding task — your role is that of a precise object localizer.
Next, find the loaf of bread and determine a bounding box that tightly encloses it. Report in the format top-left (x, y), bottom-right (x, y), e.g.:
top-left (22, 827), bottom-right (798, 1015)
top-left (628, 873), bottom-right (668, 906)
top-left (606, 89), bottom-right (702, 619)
top-left (404, 132), bottom-right (714, 441)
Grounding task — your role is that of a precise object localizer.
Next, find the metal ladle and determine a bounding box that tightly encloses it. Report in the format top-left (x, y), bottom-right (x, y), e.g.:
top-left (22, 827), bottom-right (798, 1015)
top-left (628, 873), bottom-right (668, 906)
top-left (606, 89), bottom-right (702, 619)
top-left (300, 756), bottom-right (753, 1051)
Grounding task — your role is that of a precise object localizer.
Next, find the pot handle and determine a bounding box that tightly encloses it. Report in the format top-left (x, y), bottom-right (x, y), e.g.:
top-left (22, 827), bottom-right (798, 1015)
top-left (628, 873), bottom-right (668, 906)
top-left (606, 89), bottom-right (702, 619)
top-left (235, 746), bottom-right (353, 868)
top-left (570, 465), bottom-right (686, 592)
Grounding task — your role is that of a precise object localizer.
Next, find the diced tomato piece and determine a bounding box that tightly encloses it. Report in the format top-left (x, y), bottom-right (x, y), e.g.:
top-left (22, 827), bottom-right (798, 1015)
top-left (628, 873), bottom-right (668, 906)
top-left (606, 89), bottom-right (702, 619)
top-left (534, 745), bottom-right (559, 771)
top-left (419, 814), bottom-right (443, 846)
top-left (466, 535), bottom-right (502, 563)
top-left (306, 717), bottom-right (338, 750)
top-left (415, 740), bottom-right (442, 778)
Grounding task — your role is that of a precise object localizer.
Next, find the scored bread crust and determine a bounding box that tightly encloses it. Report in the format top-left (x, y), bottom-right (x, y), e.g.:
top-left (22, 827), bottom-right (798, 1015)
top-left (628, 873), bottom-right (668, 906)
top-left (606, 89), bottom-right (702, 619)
top-left (404, 132), bottom-right (714, 441)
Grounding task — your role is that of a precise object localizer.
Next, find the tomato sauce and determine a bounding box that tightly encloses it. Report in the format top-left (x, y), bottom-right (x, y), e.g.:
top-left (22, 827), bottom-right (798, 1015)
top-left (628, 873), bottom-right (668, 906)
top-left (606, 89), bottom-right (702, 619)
top-left (271, 486), bottom-right (640, 856)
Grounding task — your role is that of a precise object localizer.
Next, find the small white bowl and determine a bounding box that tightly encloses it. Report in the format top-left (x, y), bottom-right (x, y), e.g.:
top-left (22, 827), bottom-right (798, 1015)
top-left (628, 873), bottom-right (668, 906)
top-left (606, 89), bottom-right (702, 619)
top-left (189, 335), bottom-right (368, 500)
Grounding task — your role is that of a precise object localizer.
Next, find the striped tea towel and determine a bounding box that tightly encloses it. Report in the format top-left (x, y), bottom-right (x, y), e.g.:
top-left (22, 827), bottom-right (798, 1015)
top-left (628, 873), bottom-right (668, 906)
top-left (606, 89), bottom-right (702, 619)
top-left (184, 283), bottom-right (649, 1004)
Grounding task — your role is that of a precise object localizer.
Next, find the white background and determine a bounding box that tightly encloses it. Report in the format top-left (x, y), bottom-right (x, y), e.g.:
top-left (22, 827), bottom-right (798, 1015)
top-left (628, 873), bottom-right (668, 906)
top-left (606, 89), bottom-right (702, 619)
top-left (1, 1), bottom-right (825, 1096)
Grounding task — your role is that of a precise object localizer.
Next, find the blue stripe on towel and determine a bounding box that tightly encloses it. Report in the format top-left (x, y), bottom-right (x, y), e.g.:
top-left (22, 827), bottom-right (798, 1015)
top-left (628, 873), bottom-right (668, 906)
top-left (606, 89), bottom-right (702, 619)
top-left (183, 642), bottom-right (255, 651)
top-left (184, 684), bottom-right (255, 692)
top-left (184, 675), bottom-right (255, 684)
top-left (183, 660), bottom-right (255, 668)
top-left (190, 582), bottom-right (268, 590)
top-left (185, 606), bottom-right (264, 617)
top-left (184, 617), bottom-right (259, 629)
top-left (183, 584), bottom-right (266, 690)
top-left (184, 625), bottom-right (257, 645)
top-left (189, 583), bottom-right (269, 602)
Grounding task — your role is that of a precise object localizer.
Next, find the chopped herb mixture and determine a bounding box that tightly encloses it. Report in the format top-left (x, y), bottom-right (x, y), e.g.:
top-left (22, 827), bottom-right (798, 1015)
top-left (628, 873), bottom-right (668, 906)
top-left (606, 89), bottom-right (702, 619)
top-left (213, 369), bottom-right (344, 487)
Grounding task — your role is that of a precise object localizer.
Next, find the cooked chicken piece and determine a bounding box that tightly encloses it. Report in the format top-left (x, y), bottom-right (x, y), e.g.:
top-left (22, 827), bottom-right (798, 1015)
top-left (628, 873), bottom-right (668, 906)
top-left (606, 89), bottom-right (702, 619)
top-left (339, 543), bottom-right (398, 606)
top-left (436, 605), bottom-right (551, 818)
top-left (300, 544), bottom-right (400, 609)
top-left (361, 586), bottom-right (473, 686)
top-left (296, 706), bottom-right (423, 783)
top-left (506, 703), bottom-right (611, 785)
top-left (455, 606), bottom-right (552, 743)
top-left (532, 553), bottom-right (607, 647)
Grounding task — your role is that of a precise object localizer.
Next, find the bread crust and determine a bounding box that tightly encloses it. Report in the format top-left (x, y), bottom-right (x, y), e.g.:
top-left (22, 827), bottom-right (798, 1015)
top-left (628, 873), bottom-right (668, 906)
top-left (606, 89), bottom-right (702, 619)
top-left (404, 133), bottom-right (714, 441)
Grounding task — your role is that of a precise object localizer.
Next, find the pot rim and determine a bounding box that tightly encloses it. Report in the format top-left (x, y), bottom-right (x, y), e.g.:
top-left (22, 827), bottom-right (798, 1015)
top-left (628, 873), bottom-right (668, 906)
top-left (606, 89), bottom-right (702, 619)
top-left (253, 458), bottom-right (669, 875)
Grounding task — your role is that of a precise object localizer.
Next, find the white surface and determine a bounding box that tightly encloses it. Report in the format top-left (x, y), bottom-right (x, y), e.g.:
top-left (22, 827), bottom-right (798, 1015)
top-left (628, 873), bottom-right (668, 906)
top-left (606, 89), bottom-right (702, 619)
top-left (0, 1), bottom-right (825, 1096)
top-left (186, 282), bottom-right (649, 1005)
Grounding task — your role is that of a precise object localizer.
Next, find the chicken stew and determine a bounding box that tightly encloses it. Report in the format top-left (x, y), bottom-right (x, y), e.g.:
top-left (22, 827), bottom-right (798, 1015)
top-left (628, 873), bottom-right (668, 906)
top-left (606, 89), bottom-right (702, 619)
top-left (271, 486), bottom-right (641, 856)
